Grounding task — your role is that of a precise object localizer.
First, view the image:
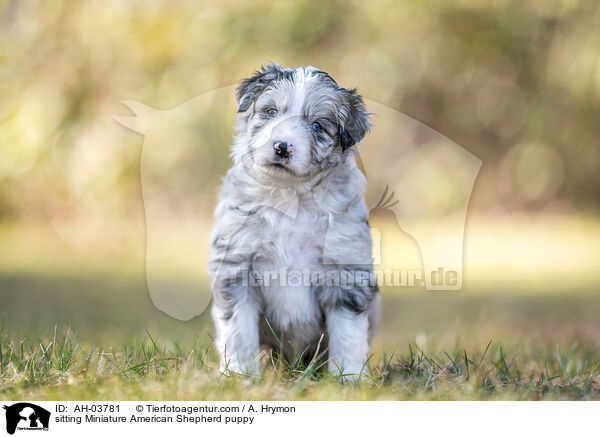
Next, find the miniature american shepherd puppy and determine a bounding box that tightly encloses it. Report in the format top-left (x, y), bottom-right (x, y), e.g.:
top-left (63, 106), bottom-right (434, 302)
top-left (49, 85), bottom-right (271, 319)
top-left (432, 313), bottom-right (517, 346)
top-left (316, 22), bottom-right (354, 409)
top-left (209, 63), bottom-right (379, 380)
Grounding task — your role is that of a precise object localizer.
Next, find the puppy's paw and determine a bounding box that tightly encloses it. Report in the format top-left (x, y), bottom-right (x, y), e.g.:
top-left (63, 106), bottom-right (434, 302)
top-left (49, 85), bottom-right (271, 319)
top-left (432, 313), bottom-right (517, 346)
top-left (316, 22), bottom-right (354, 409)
top-left (328, 360), bottom-right (369, 383)
top-left (219, 359), bottom-right (260, 378)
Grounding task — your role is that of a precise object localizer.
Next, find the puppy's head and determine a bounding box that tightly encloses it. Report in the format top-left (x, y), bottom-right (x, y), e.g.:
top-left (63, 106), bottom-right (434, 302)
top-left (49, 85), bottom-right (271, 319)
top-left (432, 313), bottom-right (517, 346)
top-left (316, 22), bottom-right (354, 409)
top-left (235, 63), bottom-right (370, 182)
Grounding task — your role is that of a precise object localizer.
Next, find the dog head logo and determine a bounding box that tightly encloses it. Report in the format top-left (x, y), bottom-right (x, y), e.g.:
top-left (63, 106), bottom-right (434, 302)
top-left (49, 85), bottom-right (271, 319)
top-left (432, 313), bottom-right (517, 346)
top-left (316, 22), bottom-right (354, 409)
top-left (3, 403), bottom-right (50, 435)
top-left (114, 69), bottom-right (481, 321)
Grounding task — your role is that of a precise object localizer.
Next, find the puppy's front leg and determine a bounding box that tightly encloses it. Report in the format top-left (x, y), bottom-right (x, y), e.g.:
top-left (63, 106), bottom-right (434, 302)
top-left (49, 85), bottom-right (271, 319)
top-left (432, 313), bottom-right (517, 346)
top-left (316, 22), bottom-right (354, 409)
top-left (326, 307), bottom-right (370, 381)
top-left (212, 289), bottom-right (260, 376)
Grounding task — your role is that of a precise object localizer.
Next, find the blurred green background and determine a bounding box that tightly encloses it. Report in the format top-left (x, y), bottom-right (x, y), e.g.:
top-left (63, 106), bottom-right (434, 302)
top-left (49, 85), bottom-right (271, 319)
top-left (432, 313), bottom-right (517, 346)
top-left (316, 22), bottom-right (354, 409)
top-left (1, 0), bottom-right (599, 367)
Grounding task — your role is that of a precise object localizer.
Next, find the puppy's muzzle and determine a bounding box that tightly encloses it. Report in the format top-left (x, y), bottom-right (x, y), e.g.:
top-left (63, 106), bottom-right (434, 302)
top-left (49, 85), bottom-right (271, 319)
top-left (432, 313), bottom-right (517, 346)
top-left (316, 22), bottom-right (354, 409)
top-left (273, 141), bottom-right (294, 159)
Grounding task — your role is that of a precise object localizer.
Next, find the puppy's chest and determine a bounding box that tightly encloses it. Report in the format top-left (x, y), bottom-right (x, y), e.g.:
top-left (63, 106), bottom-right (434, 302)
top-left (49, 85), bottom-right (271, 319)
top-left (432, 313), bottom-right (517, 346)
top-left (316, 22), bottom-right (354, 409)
top-left (253, 203), bottom-right (328, 333)
top-left (256, 203), bottom-right (328, 271)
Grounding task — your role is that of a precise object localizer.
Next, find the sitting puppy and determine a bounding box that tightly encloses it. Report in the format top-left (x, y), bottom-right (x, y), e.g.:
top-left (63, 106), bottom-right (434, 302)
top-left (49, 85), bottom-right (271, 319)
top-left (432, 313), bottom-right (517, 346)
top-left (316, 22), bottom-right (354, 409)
top-left (209, 63), bottom-right (379, 380)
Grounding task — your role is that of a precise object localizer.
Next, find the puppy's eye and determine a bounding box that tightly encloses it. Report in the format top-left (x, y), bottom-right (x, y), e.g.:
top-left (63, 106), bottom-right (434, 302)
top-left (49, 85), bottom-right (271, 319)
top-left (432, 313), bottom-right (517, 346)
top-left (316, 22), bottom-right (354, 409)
top-left (266, 108), bottom-right (278, 117)
top-left (311, 122), bottom-right (323, 133)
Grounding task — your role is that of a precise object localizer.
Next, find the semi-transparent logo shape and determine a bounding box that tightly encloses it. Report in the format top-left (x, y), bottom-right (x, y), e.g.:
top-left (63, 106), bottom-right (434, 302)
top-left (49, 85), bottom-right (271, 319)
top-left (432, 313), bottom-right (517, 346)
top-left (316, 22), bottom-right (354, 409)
top-left (114, 86), bottom-right (481, 321)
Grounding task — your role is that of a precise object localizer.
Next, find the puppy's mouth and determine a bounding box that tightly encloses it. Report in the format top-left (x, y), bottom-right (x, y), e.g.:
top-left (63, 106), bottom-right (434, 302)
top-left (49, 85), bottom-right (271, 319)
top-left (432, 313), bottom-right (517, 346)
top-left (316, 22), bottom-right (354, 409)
top-left (266, 158), bottom-right (294, 173)
top-left (269, 162), bottom-right (290, 171)
top-left (262, 160), bottom-right (308, 179)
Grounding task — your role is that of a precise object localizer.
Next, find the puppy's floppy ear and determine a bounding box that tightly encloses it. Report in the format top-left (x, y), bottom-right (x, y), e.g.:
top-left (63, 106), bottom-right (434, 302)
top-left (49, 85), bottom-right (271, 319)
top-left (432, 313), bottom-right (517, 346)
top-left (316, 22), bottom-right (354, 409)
top-left (236, 62), bottom-right (285, 113)
top-left (339, 88), bottom-right (371, 151)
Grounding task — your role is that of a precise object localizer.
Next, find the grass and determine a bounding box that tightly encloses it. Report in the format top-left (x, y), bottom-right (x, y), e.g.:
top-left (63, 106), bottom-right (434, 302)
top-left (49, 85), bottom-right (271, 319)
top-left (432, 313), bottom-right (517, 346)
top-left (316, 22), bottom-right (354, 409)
top-left (1, 325), bottom-right (600, 400)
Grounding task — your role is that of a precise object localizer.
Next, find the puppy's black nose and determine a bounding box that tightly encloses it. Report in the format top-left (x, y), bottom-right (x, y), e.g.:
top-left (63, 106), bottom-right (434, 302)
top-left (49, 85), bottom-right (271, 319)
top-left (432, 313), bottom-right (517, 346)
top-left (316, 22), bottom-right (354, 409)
top-left (274, 141), bottom-right (293, 158)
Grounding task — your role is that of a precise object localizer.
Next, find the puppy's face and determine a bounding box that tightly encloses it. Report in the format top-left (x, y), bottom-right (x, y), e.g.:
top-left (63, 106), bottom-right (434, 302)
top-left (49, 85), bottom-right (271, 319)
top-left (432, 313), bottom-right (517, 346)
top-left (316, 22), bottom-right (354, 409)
top-left (235, 64), bottom-right (370, 182)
